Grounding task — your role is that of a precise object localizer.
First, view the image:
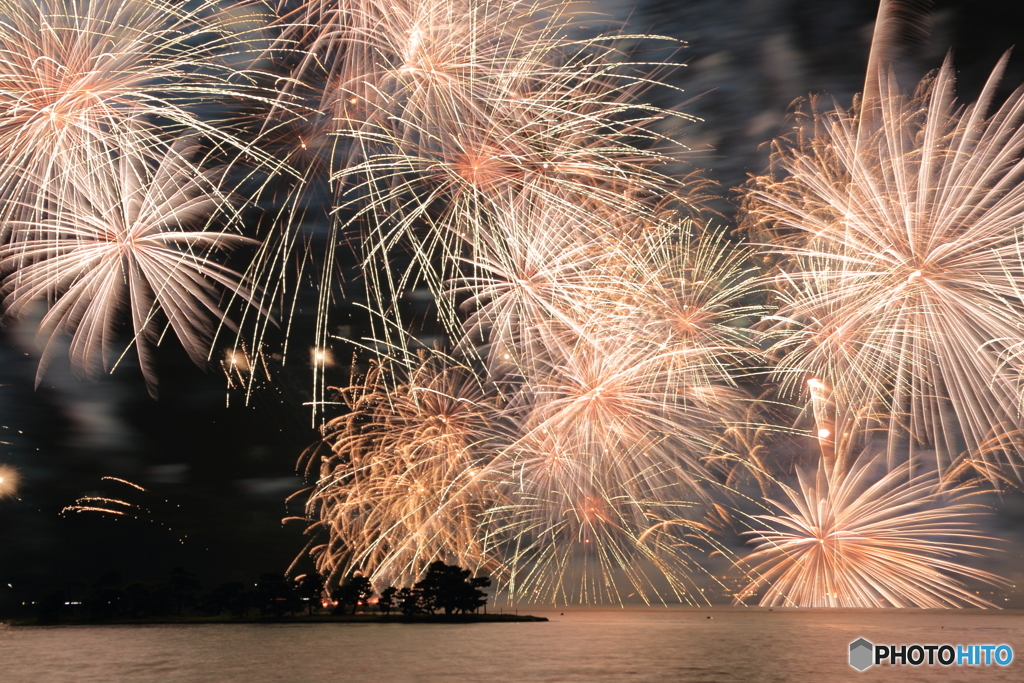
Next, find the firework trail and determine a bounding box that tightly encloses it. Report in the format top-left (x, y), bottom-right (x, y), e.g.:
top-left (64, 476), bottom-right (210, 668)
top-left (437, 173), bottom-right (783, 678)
top-left (62, 476), bottom-right (146, 517)
top-left (0, 136), bottom-right (262, 396)
top-left (62, 476), bottom-right (195, 545)
top-left (737, 453), bottom-right (1005, 608)
top-left (743, 0), bottom-right (1024, 481)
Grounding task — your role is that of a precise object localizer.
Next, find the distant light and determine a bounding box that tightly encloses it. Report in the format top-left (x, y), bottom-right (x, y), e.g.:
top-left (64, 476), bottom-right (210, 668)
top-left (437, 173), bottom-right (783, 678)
top-left (311, 347), bottom-right (334, 367)
top-left (807, 378), bottom-right (825, 390)
top-left (817, 428), bottom-right (831, 439)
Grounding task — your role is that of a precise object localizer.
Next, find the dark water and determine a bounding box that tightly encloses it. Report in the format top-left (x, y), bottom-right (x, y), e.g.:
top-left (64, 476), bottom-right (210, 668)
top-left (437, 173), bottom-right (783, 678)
top-left (1, 609), bottom-right (1022, 682)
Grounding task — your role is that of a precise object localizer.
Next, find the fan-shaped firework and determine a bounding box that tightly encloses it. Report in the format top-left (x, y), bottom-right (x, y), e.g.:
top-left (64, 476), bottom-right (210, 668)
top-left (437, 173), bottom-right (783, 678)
top-left (744, 51), bottom-right (1024, 480)
top-left (0, 136), bottom-right (260, 395)
top-left (0, 0), bottom-right (276, 236)
top-left (737, 454), bottom-right (1005, 608)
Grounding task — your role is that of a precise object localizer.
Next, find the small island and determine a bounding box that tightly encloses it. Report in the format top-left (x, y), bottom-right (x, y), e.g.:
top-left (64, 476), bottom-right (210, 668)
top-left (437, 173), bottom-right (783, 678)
top-left (11, 561), bottom-right (547, 625)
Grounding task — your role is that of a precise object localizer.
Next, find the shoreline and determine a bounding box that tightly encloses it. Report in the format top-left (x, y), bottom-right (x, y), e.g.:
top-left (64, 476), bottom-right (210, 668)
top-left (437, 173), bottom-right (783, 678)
top-left (5, 613), bottom-right (548, 627)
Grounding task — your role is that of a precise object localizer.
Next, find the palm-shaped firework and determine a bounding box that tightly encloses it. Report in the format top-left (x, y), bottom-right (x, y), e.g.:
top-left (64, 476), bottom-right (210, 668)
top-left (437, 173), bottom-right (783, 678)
top-left (0, 136), bottom-right (260, 395)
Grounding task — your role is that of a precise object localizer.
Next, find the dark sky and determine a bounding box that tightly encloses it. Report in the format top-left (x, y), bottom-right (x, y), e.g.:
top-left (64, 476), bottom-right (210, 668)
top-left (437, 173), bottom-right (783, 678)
top-left (2, 0), bottom-right (1023, 608)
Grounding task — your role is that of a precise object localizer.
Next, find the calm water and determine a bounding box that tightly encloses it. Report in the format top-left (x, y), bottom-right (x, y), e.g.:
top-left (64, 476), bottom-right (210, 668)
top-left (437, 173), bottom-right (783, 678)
top-left (2, 609), bottom-right (1022, 682)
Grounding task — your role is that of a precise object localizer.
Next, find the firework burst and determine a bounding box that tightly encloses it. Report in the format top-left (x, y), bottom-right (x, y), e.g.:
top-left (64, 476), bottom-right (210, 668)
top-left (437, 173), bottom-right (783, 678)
top-left (303, 352), bottom-right (509, 589)
top-left (0, 463), bottom-right (20, 499)
top-left (485, 425), bottom-right (733, 605)
top-left (737, 453), bottom-right (1005, 608)
top-left (744, 48), bottom-right (1024, 480)
top-left (0, 0), bottom-right (277, 236)
top-left (0, 136), bottom-right (262, 395)
top-left (250, 0), bottom-right (702, 395)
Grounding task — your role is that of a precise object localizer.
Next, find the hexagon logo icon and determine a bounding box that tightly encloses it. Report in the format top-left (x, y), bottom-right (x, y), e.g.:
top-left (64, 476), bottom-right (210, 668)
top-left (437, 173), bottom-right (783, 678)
top-left (849, 638), bottom-right (874, 671)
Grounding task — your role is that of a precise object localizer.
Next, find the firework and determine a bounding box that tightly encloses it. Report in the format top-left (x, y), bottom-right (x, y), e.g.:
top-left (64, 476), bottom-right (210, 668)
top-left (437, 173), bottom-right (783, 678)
top-left (62, 477), bottom-right (194, 545)
top-left (249, 0), bottom-right (702, 395)
top-left (63, 476), bottom-right (145, 517)
top-left (0, 0), bottom-right (278, 238)
top-left (0, 136), bottom-right (262, 396)
top-left (453, 194), bottom-right (639, 376)
top-left (737, 453), bottom-right (1005, 608)
top-left (743, 31), bottom-right (1024, 479)
top-left (303, 352), bottom-right (509, 588)
top-left (482, 320), bottom-right (755, 601)
top-left (303, 340), bottom-right (745, 603)
top-left (0, 463), bottom-right (20, 499)
top-left (485, 426), bottom-right (733, 605)
top-left (303, 203), bottom-right (766, 601)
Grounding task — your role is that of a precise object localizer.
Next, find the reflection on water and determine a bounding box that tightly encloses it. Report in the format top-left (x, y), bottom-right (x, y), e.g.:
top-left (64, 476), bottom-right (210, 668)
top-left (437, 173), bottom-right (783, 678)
top-left (1, 609), bottom-right (1022, 682)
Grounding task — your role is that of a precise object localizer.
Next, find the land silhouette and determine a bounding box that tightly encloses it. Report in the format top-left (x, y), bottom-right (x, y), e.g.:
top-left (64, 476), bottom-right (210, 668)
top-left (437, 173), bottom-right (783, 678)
top-left (13, 561), bottom-right (545, 625)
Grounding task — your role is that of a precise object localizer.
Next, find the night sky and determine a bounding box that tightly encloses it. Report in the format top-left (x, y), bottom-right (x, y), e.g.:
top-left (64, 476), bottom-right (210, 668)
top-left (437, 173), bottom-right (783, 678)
top-left (2, 0), bottom-right (1024, 610)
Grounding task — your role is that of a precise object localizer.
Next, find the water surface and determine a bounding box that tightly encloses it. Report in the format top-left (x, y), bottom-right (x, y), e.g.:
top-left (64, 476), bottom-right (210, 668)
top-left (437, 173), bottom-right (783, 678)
top-left (2, 609), bottom-right (1021, 682)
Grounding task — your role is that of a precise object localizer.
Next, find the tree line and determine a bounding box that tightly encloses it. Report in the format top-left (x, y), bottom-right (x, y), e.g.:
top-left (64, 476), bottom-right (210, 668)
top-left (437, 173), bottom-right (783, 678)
top-left (338, 561), bottom-right (491, 616)
top-left (29, 561), bottom-right (490, 621)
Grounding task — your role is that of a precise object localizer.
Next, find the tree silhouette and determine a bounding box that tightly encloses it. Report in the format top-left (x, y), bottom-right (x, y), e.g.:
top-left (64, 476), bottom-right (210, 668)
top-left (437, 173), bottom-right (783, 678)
top-left (332, 573), bottom-right (373, 615)
top-left (295, 573), bottom-right (324, 615)
top-left (123, 581), bottom-right (172, 617)
top-left (396, 587), bottom-right (422, 616)
top-left (256, 573), bottom-right (299, 617)
top-left (168, 567), bottom-right (201, 616)
top-left (415, 562), bottom-right (491, 615)
top-left (378, 586), bottom-right (397, 615)
top-left (201, 581), bottom-right (252, 616)
top-left (87, 570), bottom-right (124, 620)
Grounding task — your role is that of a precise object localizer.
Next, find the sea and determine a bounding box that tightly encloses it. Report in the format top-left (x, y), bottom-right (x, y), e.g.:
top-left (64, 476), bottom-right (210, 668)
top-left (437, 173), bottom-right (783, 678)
top-left (1, 609), bottom-right (1022, 682)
